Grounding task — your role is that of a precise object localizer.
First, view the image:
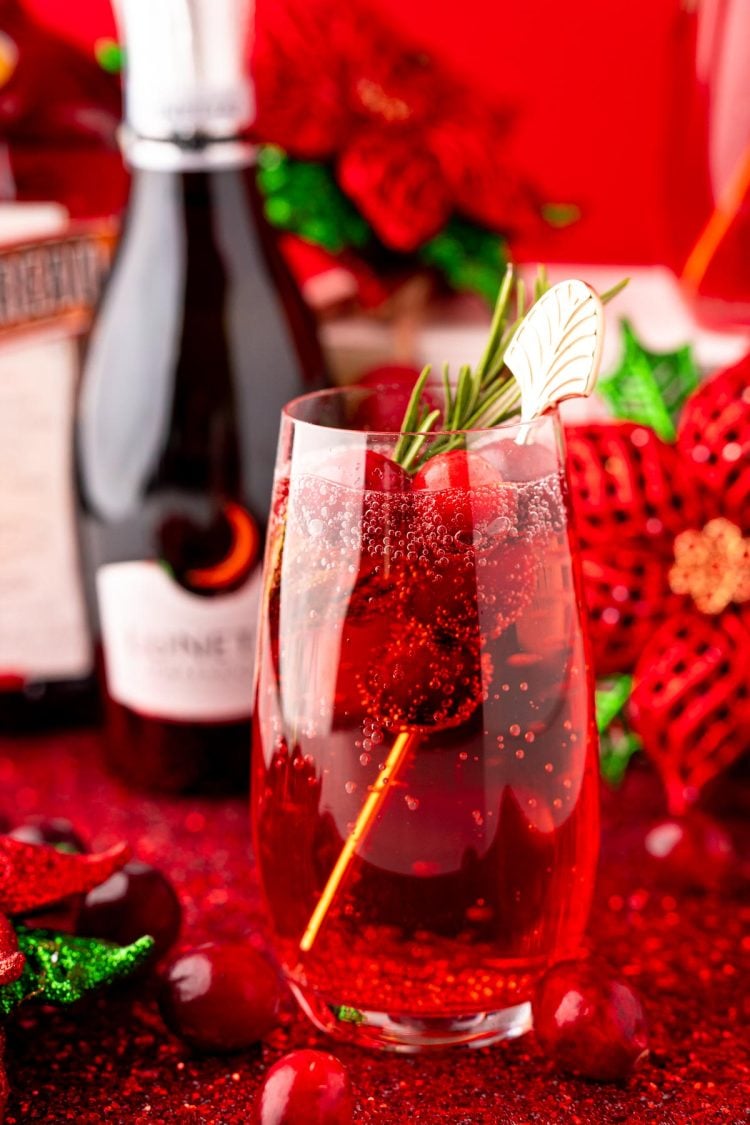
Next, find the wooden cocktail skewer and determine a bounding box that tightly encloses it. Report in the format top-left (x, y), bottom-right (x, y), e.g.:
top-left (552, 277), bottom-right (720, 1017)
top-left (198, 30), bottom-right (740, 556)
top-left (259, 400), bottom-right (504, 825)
top-left (299, 278), bottom-right (606, 956)
top-left (299, 729), bottom-right (419, 953)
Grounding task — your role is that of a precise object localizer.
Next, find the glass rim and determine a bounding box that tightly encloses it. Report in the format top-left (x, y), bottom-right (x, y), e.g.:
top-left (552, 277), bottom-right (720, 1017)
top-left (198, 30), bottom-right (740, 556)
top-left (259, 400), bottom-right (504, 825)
top-left (282, 384), bottom-right (559, 439)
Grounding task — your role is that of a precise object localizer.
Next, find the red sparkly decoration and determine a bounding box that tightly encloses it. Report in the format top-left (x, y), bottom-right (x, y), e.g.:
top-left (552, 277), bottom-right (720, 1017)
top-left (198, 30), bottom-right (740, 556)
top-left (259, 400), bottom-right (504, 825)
top-left (567, 353), bottom-right (750, 812)
top-left (0, 835), bottom-right (129, 916)
top-left (253, 1049), bottom-right (354, 1125)
top-left (533, 961), bottom-right (649, 1082)
top-left (0, 916), bottom-right (22, 987)
top-left (252, 0), bottom-right (538, 252)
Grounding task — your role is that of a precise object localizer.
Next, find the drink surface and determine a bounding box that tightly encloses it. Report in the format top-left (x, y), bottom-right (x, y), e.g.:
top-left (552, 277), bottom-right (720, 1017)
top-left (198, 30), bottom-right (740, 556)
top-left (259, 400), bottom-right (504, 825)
top-left (77, 164), bottom-right (326, 792)
top-left (253, 456), bottom-right (599, 1018)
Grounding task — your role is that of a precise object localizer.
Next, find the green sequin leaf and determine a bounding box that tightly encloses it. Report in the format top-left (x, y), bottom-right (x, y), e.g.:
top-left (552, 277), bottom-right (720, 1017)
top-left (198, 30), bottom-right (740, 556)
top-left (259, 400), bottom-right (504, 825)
top-left (598, 321), bottom-right (699, 440)
top-left (257, 147), bottom-right (370, 254)
top-left (419, 218), bottom-right (508, 305)
top-left (0, 928), bottom-right (154, 1015)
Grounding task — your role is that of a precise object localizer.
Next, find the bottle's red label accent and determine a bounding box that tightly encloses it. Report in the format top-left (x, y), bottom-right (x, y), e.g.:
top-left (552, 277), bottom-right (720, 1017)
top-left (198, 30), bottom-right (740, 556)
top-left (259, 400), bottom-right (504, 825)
top-left (185, 502), bottom-right (261, 591)
top-left (96, 559), bottom-right (261, 723)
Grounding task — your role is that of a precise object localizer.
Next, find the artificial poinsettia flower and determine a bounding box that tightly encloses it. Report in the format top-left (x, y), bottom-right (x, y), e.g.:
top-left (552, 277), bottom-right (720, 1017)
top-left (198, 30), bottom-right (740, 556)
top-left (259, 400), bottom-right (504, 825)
top-left (0, 834), bottom-right (153, 1114)
top-left (566, 353), bottom-right (750, 813)
top-left (252, 0), bottom-right (539, 252)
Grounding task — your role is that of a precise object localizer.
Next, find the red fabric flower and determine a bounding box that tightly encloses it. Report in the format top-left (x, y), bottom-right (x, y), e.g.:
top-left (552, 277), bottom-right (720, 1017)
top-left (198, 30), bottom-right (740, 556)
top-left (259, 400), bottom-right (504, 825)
top-left (252, 0), bottom-right (537, 251)
top-left (566, 354), bottom-right (750, 811)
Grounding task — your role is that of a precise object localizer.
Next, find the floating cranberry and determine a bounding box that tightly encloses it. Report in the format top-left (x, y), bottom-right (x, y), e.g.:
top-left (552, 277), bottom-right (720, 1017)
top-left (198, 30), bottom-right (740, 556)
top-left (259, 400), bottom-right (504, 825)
top-left (533, 961), bottom-right (649, 1081)
top-left (253, 1049), bottom-right (353, 1125)
top-left (354, 364), bottom-right (439, 433)
top-left (77, 860), bottom-right (181, 962)
top-left (485, 437), bottom-right (559, 482)
top-left (9, 816), bottom-right (87, 853)
top-left (644, 813), bottom-right (735, 891)
top-left (314, 448), bottom-right (410, 493)
top-left (412, 449), bottom-right (515, 537)
top-left (159, 942), bottom-right (282, 1053)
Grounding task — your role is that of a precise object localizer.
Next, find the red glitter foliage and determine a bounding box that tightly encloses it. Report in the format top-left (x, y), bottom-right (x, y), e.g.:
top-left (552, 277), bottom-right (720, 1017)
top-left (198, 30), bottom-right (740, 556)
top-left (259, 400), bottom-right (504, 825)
top-left (566, 354), bottom-right (750, 809)
top-left (0, 836), bottom-right (129, 916)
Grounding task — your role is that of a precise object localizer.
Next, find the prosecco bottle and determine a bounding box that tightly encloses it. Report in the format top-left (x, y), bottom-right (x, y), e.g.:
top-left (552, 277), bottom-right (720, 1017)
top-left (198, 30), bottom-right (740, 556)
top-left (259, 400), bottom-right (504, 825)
top-left (76, 0), bottom-right (327, 793)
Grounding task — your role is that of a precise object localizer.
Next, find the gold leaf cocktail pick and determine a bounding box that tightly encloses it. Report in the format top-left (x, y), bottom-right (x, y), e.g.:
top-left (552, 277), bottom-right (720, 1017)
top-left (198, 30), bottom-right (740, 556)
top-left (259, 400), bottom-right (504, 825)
top-left (504, 278), bottom-right (604, 426)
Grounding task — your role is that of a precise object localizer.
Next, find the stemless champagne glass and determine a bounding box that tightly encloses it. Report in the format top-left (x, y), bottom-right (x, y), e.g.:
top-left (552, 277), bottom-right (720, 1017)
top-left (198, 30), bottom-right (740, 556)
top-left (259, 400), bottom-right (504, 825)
top-left (251, 386), bottom-right (599, 1052)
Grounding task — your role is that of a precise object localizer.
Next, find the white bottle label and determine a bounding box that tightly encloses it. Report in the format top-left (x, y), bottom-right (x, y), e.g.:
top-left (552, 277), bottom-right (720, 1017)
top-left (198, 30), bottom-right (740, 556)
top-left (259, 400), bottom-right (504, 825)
top-left (97, 561), bottom-right (261, 722)
top-left (0, 332), bottom-right (92, 682)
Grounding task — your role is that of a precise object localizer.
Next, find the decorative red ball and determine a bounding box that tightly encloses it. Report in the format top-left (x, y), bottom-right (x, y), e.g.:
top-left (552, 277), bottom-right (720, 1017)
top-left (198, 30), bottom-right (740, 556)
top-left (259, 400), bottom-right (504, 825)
top-left (533, 961), bottom-right (649, 1081)
top-left (159, 942), bottom-right (282, 1053)
top-left (77, 859), bottom-right (181, 962)
top-left (644, 813), bottom-right (736, 891)
top-left (253, 1049), bottom-right (354, 1125)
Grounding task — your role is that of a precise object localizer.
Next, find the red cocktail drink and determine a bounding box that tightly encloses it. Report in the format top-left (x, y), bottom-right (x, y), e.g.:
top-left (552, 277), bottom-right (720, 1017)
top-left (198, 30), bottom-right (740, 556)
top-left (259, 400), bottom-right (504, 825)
top-left (252, 388), bottom-right (599, 1050)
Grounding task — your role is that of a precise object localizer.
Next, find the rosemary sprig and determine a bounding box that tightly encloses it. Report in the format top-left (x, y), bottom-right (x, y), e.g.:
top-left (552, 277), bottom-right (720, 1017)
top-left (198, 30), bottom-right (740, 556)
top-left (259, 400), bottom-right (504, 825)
top-left (394, 266), bottom-right (627, 471)
top-left (394, 264), bottom-right (536, 470)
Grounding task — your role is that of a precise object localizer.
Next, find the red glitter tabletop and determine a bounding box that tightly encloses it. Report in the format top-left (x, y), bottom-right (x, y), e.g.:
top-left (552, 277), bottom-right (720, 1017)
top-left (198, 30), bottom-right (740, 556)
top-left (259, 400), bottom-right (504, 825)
top-left (0, 730), bottom-right (747, 1124)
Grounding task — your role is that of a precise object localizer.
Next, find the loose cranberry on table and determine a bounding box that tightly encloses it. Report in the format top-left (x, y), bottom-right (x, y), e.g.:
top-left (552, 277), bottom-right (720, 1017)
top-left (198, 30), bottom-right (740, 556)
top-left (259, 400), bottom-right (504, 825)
top-left (159, 942), bottom-right (282, 1053)
top-left (533, 961), bottom-right (649, 1081)
top-left (76, 859), bottom-right (181, 962)
top-left (644, 813), bottom-right (736, 892)
top-left (254, 1050), bottom-right (353, 1125)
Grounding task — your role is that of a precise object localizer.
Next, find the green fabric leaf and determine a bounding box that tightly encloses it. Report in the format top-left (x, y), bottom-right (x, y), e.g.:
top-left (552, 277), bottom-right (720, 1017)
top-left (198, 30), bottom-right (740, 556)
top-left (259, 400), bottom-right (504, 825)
top-left (0, 928), bottom-right (154, 1016)
top-left (419, 218), bottom-right (508, 305)
top-left (257, 147), bottom-right (370, 254)
top-left (599, 723), bottom-right (641, 786)
top-left (595, 675), bottom-right (640, 785)
top-left (598, 321), bottom-right (699, 440)
top-left (595, 675), bottom-right (633, 732)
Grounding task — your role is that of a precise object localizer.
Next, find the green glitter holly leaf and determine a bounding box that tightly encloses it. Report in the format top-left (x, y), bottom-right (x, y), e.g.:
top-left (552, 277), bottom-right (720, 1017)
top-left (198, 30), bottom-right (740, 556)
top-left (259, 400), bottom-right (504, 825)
top-left (0, 927), bottom-right (154, 1016)
top-left (418, 217), bottom-right (508, 305)
top-left (598, 321), bottom-right (699, 441)
top-left (258, 147), bottom-right (370, 254)
top-left (596, 675), bottom-right (641, 785)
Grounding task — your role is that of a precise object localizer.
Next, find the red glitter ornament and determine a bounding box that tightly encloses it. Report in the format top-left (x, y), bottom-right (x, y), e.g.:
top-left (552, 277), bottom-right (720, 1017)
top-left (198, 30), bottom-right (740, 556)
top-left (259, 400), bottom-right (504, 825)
top-left (566, 353), bottom-right (750, 810)
top-left (533, 961), bottom-right (649, 1082)
top-left (159, 942), bottom-right (282, 1053)
top-left (253, 1049), bottom-right (354, 1125)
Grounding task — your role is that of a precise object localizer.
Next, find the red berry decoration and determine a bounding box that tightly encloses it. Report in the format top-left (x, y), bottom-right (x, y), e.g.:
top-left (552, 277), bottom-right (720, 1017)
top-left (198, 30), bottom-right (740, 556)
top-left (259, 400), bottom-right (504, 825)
top-left (254, 1049), bottom-right (353, 1125)
top-left (159, 942), bottom-right (282, 1053)
top-left (533, 961), bottom-right (649, 1081)
top-left (77, 860), bottom-right (181, 962)
top-left (644, 813), bottom-right (736, 891)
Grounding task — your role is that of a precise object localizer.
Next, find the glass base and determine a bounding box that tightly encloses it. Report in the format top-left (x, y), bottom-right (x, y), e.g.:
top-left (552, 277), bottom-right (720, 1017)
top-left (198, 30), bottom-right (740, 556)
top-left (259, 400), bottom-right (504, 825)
top-left (289, 982), bottom-right (533, 1053)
